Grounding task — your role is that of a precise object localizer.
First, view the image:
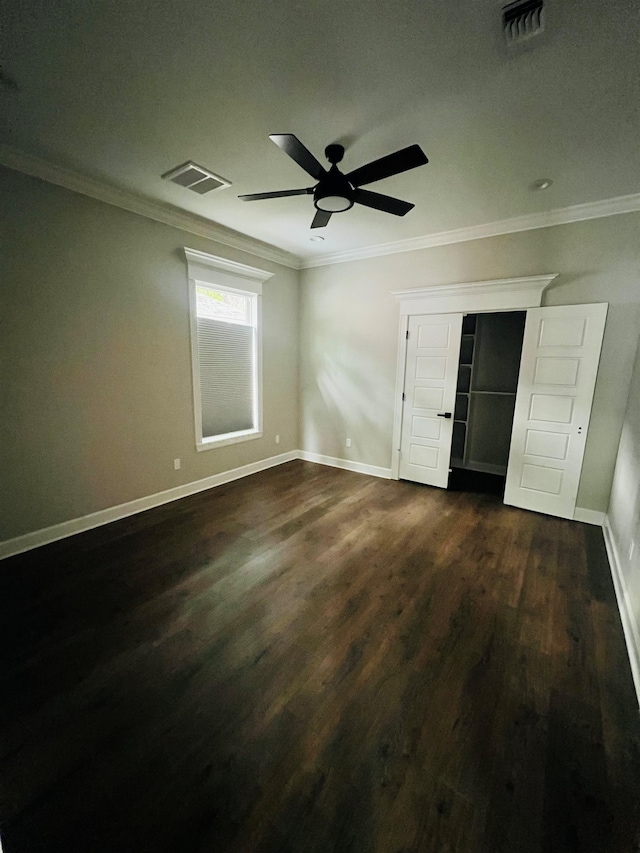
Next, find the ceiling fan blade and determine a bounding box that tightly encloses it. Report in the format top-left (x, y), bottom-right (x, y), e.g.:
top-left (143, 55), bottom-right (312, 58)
top-left (238, 187), bottom-right (313, 201)
top-left (353, 188), bottom-right (414, 216)
top-left (311, 209), bottom-right (332, 228)
top-left (270, 134), bottom-right (327, 181)
top-left (346, 144), bottom-right (428, 188)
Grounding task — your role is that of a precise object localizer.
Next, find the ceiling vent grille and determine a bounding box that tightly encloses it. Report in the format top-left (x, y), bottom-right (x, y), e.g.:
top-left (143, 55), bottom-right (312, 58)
top-left (162, 162), bottom-right (231, 194)
top-left (502, 0), bottom-right (545, 48)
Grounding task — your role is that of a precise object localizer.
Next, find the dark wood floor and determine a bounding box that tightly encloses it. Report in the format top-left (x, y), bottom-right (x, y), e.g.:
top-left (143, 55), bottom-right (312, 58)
top-left (1, 461), bottom-right (639, 853)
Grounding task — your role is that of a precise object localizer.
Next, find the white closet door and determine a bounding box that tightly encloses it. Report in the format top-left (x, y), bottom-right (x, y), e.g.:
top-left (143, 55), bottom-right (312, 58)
top-left (399, 313), bottom-right (463, 488)
top-left (504, 303), bottom-right (607, 518)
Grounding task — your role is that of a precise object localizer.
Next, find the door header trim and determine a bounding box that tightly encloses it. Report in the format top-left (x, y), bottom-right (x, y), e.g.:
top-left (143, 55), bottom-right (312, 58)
top-left (392, 275), bottom-right (557, 315)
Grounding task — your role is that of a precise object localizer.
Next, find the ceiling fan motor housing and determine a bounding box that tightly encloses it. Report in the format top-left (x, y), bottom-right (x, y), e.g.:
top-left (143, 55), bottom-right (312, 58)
top-left (314, 164), bottom-right (354, 212)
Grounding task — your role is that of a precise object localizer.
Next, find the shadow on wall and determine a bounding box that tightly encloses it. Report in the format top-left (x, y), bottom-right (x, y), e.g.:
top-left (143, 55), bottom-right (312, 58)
top-left (302, 317), bottom-right (396, 465)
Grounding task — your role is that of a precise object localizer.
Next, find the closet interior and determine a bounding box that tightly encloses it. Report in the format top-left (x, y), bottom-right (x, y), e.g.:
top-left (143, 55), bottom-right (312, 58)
top-left (451, 311), bottom-right (526, 477)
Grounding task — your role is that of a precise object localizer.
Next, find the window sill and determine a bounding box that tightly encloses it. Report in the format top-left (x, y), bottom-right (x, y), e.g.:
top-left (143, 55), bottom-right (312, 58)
top-left (196, 429), bottom-right (262, 452)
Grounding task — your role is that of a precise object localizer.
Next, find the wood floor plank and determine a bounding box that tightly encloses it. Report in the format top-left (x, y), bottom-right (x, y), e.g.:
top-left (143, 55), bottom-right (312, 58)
top-left (1, 460), bottom-right (639, 853)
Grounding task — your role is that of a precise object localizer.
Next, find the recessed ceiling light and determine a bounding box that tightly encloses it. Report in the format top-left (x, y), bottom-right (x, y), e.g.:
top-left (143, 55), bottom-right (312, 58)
top-left (310, 235), bottom-right (325, 242)
top-left (531, 178), bottom-right (553, 190)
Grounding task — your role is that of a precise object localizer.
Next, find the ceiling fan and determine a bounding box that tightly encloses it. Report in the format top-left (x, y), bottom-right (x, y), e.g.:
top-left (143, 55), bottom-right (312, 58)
top-left (238, 134), bottom-right (429, 229)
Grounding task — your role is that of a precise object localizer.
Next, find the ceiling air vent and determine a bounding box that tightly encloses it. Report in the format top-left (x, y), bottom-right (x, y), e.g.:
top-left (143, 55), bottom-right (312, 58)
top-left (502, 0), bottom-right (545, 48)
top-left (162, 162), bottom-right (231, 195)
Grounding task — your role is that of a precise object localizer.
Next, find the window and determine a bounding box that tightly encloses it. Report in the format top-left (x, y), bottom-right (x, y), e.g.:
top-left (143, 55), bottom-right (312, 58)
top-left (184, 248), bottom-right (273, 450)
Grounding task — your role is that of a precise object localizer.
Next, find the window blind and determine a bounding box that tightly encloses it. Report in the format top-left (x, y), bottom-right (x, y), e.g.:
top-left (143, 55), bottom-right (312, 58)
top-left (197, 317), bottom-right (254, 437)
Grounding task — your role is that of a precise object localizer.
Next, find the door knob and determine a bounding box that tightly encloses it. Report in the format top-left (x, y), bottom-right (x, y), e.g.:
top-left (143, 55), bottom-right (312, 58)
top-left (437, 412), bottom-right (452, 419)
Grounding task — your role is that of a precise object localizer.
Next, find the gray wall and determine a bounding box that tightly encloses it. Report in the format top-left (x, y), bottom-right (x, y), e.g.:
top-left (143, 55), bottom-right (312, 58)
top-left (607, 335), bottom-right (640, 670)
top-left (0, 167), bottom-right (299, 541)
top-left (299, 213), bottom-right (640, 512)
top-left (2, 163), bottom-right (638, 544)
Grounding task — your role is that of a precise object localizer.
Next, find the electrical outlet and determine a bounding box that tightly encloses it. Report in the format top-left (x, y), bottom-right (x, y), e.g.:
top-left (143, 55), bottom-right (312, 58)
top-left (630, 540), bottom-right (636, 561)
top-left (275, 434), bottom-right (280, 444)
top-left (173, 458), bottom-right (181, 470)
top-left (346, 438), bottom-right (351, 448)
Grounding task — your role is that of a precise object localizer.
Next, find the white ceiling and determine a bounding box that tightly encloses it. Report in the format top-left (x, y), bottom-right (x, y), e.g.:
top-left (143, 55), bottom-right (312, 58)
top-left (2, 0), bottom-right (639, 263)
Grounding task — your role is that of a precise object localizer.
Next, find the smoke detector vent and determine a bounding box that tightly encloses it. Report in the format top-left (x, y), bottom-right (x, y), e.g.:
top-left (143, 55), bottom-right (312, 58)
top-left (502, 0), bottom-right (545, 48)
top-left (162, 162), bottom-right (231, 194)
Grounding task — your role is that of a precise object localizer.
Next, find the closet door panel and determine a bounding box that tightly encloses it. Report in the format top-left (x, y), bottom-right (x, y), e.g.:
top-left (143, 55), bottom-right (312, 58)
top-left (399, 313), bottom-right (463, 488)
top-left (504, 303), bottom-right (607, 519)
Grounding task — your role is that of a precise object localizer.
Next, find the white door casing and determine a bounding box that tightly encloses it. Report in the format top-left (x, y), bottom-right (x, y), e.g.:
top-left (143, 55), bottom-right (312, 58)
top-left (399, 313), bottom-right (463, 488)
top-left (504, 303), bottom-right (608, 519)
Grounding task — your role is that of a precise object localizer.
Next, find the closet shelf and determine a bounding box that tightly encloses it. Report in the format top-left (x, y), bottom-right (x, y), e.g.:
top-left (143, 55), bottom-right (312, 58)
top-left (453, 310), bottom-right (526, 479)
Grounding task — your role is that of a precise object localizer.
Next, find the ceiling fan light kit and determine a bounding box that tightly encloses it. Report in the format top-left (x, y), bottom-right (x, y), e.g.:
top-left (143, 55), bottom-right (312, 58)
top-left (313, 152), bottom-right (354, 214)
top-left (314, 192), bottom-right (353, 213)
top-left (239, 134), bottom-right (428, 229)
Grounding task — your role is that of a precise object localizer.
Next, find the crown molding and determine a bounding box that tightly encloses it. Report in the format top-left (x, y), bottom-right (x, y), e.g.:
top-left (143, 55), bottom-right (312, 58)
top-left (300, 192), bottom-right (640, 269)
top-left (0, 144), bottom-right (301, 270)
top-left (3, 144), bottom-right (639, 274)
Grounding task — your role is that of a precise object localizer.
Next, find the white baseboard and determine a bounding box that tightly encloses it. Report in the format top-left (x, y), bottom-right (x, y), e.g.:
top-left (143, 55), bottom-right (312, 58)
top-left (297, 450), bottom-right (393, 481)
top-left (603, 516), bottom-right (640, 709)
top-left (0, 450), bottom-right (298, 561)
top-left (573, 507), bottom-right (606, 526)
top-left (0, 452), bottom-right (616, 566)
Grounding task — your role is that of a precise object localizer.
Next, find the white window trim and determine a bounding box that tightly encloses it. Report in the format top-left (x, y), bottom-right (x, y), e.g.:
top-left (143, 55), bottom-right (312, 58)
top-left (184, 248), bottom-right (274, 451)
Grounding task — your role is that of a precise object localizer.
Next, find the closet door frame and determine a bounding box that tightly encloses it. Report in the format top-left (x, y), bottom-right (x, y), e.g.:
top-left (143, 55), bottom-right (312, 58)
top-left (391, 275), bottom-right (558, 481)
